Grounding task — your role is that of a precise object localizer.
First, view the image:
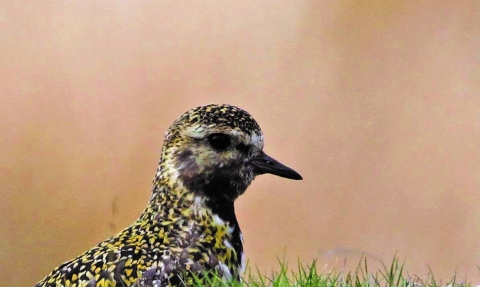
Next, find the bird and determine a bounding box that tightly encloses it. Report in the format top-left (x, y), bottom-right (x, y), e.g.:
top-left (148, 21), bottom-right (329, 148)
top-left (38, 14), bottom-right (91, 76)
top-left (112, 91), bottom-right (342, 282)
top-left (35, 104), bottom-right (302, 287)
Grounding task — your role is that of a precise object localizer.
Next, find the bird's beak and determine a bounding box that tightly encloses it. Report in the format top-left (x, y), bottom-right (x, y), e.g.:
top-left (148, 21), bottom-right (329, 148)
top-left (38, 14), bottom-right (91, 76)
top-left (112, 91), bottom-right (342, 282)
top-left (248, 152), bottom-right (303, 180)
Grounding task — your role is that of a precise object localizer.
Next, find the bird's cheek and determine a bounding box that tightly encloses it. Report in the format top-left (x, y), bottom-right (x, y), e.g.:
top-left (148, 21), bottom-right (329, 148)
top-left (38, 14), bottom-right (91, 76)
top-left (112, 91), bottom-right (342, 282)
top-left (176, 161), bottom-right (200, 181)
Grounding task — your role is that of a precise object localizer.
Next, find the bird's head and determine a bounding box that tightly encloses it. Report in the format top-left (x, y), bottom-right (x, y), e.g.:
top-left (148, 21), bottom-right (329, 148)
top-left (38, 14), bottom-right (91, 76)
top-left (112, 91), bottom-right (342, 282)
top-left (158, 104), bottom-right (302, 201)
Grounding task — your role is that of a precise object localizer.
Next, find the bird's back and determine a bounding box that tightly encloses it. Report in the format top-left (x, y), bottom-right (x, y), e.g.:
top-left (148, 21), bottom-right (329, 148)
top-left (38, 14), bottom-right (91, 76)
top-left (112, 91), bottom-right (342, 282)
top-left (35, 195), bottom-right (243, 287)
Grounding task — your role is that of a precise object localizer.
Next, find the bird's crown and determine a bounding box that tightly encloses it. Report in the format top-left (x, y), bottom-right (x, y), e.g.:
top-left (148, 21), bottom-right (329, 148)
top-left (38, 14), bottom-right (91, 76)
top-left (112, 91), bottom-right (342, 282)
top-left (166, 104), bottom-right (263, 142)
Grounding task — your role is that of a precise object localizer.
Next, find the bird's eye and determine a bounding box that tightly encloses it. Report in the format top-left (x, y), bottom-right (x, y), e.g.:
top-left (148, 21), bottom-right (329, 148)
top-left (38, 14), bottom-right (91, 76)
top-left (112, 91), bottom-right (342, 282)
top-left (208, 133), bottom-right (231, 150)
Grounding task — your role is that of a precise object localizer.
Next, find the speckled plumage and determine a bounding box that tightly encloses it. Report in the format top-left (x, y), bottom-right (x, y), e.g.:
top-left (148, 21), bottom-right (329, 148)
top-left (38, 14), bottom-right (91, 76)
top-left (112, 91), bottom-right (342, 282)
top-left (35, 104), bottom-right (302, 287)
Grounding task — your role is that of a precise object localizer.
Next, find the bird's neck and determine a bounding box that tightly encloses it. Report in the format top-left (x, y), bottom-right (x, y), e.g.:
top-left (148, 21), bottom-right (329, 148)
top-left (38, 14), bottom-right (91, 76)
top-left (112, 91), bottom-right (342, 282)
top-left (137, 168), bottom-right (244, 268)
top-left (139, 171), bottom-right (240, 228)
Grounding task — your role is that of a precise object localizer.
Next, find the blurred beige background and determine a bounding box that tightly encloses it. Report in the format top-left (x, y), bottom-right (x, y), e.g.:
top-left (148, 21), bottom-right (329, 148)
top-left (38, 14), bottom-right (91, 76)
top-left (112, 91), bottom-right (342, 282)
top-left (1, 1), bottom-right (480, 286)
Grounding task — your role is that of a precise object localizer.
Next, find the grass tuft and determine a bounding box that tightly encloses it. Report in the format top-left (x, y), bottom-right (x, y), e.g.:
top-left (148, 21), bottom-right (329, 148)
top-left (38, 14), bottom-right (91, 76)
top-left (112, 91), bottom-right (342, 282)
top-left (237, 255), bottom-right (473, 287)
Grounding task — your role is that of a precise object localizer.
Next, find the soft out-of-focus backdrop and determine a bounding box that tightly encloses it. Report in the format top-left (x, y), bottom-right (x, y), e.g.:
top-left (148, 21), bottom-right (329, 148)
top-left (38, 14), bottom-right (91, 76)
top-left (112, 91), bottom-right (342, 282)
top-left (1, 1), bottom-right (479, 286)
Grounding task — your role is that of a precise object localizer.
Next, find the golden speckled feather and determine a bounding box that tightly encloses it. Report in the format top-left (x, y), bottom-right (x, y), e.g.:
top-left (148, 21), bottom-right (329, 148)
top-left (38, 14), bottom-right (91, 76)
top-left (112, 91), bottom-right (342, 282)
top-left (35, 104), bottom-right (302, 287)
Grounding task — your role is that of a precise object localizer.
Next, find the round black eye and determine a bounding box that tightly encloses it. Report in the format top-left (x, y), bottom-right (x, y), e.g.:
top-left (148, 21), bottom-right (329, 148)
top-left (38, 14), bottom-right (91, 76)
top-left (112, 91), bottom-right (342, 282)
top-left (208, 133), bottom-right (231, 150)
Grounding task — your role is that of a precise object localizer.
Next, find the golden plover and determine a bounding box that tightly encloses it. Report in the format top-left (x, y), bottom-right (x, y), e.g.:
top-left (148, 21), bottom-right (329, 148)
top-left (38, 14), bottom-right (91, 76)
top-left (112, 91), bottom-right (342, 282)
top-left (35, 104), bottom-right (302, 287)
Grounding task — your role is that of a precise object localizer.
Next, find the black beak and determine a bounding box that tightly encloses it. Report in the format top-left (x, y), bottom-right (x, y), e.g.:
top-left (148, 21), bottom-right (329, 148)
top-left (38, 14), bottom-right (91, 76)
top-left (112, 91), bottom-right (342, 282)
top-left (248, 152), bottom-right (302, 180)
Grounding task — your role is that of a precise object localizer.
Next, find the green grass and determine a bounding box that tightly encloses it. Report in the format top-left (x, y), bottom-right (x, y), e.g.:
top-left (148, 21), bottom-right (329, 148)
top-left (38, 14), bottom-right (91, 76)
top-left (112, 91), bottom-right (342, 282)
top-left (204, 256), bottom-right (473, 287)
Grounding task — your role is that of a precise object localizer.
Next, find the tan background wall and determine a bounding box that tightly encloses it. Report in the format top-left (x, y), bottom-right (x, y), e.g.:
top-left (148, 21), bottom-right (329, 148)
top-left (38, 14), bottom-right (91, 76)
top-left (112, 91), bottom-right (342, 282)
top-left (1, 1), bottom-right (479, 286)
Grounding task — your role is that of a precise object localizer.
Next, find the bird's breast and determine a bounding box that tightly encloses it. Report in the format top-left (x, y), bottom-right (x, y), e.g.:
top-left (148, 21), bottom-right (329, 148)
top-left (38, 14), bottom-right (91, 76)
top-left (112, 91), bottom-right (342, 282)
top-left (186, 195), bottom-right (244, 278)
top-left (207, 213), bottom-right (244, 279)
